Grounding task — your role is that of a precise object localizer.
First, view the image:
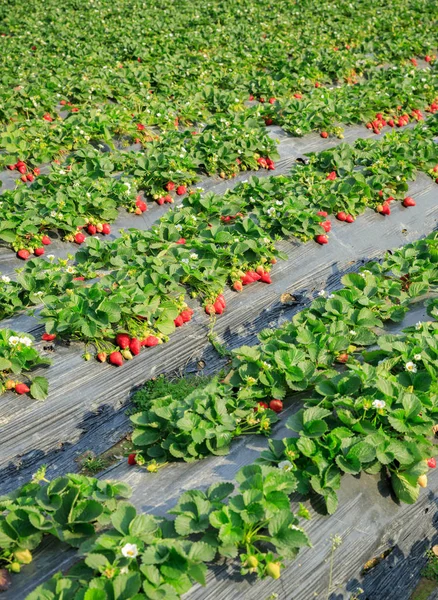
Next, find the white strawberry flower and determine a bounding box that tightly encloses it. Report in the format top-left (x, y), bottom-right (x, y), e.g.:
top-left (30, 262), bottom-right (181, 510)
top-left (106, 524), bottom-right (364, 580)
top-left (415, 322), bottom-right (422, 330)
top-left (275, 200), bottom-right (283, 206)
top-left (278, 460), bottom-right (293, 472)
top-left (181, 258), bottom-right (189, 264)
top-left (328, 293), bottom-right (335, 299)
top-left (47, 255), bottom-right (55, 261)
top-left (414, 354), bottom-right (422, 361)
top-left (59, 170), bottom-right (65, 175)
top-left (405, 361), bottom-right (417, 373)
top-left (121, 543), bottom-right (138, 559)
top-left (318, 290), bottom-right (326, 297)
top-left (66, 266), bottom-right (75, 274)
top-left (8, 336), bottom-right (20, 346)
top-left (266, 207), bottom-right (276, 217)
top-left (372, 399), bottom-right (386, 409)
top-left (175, 224), bottom-right (183, 231)
top-left (1, 275), bottom-right (11, 283)
top-left (50, 211), bottom-right (57, 217)
top-left (349, 330), bottom-right (357, 335)
top-left (190, 253), bottom-right (198, 260)
top-left (19, 337), bottom-right (33, 347)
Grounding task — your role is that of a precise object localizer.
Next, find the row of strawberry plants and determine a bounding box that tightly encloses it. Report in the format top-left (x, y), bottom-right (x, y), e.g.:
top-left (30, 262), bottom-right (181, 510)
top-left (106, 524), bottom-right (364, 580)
top-left (1, 0), bottom-right (436, 168)
top-left (0, 465), bottom-right (310, 597)
top-left (0, 329), bottom-right (49, 400)
top-left (32, 121), bottom-right (438, 364)
top-left (0, 121), bottom-right (437, 363)
top-left (128, 233), bottom-right (438, 512)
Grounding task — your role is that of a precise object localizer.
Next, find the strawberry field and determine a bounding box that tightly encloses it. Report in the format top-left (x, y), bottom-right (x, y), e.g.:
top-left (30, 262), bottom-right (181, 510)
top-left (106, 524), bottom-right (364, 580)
top-left (0, 0), bottom-right (438, 598)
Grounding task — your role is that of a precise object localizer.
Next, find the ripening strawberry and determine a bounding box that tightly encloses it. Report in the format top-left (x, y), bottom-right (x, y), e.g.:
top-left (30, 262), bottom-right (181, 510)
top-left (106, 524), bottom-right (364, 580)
top-left (33, 167), bottom-right (40, 176)
top-left (15, 383), bottom-right (30, 395)
top-left (163, 194), bottom-right (173, 203)
top-left (135, 198), bottom-right (147, 212)
top-left (20, 175), bottom-right (28, 182)
top-left (116, 333), bottom-right (130, 349)
top-left (34, 247), bottom-right (44, 256)
top-left (17, 249), bottom-right (31, 260)
top-left (317, 210), bottom-right (328, 217)
top-left (418, 474), bottom-right (428, 488)
top-left (176, 185), bottom-right (186, 195)
top-left (42, 333), bottom-right (56, 341)
top-left (213, 300), bottom-right (224, 314)
top-left (233, 280), bottom-right (243, 292)
top-left (403, 196), bottom-right (416, 207)
top-left (427, 457), bottom-right (436, 469)
top-left (321, 220), bottom-right (331, 232)
top-left (166, 181), bottom-right (175, 191)
top-left (269, 399), bottom-right (283, 413)
top-left (60, 100), bottom-right (67, 105)
top-left (144, 335), bottom-right (160, 347)
top-left (249, 94), bottom-right (254, 101)
top-left (74, 232), bottom-right (86, 244)
top-left (337, 353), bottom-right (349, 363)
top-left (180, 309), bottom-right (193, 322)
top-left (102, 224), bottom-right (111, 235)
top-left (96, 223), bottom-right (103, 232)
top-left (293, 92), bottom-right (302, 99)
top-left (174, 315), bottom-right (184, 327)
top-left (336, 211), bottom-right (347, 221)
top-left (315, 234), bottom-right (328, 245)
top-left (109, 351), bottom-right (124, 366)
top-left (315, 82), bottom-right (321, 88)
top-left (254, 401), bottom-right (268, 411)
top-left (410, 58), bottom-right (418, 67)
top-left (96, 352), bottom-right (107, 362)
top-left (205, 304), bottom-right (216, 315)
top-left (129, 338), bottom-right (141, 355)
top-left (326, 171), bottom-right (337, 181)
top-left (320, 131), bottom-right (328, 138)
top-left (127, 453), bottom-right (137, 465)
top-left (87, 224), bottom-right (97, 235)
top-left (345, 215), bottom-right (355, 223)
top-left (256, 265), bottom-right (265, 275)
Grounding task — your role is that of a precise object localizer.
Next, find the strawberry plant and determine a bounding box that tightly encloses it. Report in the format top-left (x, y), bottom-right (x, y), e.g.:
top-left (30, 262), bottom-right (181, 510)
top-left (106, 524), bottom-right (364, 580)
top-left (0, 329), bottom-right (50, 400)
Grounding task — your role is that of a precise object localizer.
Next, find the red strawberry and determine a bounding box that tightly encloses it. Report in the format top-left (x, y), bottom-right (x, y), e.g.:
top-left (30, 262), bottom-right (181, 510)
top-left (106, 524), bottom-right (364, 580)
top-left (73, 276), bottom-right (85, 281)
top-left (213, 300), bottom-right (224, 314)
top-left (345, 215), bottom-right (355, 223)
top-left (381, 203), bottom-right (391, 216)
top-left (326, 171), bottom-right (337, 181)
top-left (136, 123), bottom-right (145, 131)
top-left (321, 220), bottom-right (331, 232)
top-left (176, 238), bottom-right (186, 245)
top-left (43, 113), bottom-right (53, 122)
top-left (74, 232), bottom-right (86, 244)
top-left (15, 383), bottom-right (30, 395)
top-left (336, 211), bottom-right (347, 221)
top-left (264, 118), bottom-right (273, 126)
top-left (260, 272), bottom-right (272, 284)
top-left (427, 457), bottom-right (436, 468)
top-left (249, 94), bottom-right (254, 101)
top-left (388, 119), bottom-right (395, 127)
top-left (163, 194), bottom-right (173, 203)
top-left (315, 234), bottom-right (328, 245)
top-left (17, 249), bottom-right (31, 260)
top-left (60, 100), bottom-right (67, 105)
top-left (144, 335), bottom-right (159, 347)
top-left (127, 453), bottom-right (137, 465)
top-left (116, 333), bottom-right (130, 349)
top-left (109, 351), bottom-right (124, 366)
top-left (42, 333), bottom-right (56, 341)
top-left (176, 185), bottom-right (187, 195)
top-left (135, 199), bottom-right (147, 212)
top-left (180, 309), bottom-right (193, 322)
top-left (216, 294), bottom-right (226, 307)
top-left (241, 273), bottom-right (254, 285)
top-left (129, 338), bottom-right (141, 355)
top-left (166, 181), bottom-right (175, 191)
top-left (233, 281), bottom-right (243, 291)
top-left (317, 210), bottom-right (328, 217)
top-left (259, 97), bottom-right (265, 103)
top-left (268, 97), bottom-right (276, 104)
top-left (403, 196), bottom-right (416, 207)
top-left (269, 399), bottom-right (283, 413)
top-left (102, 224), bottom-right (111, 235)
top-left (254, 401), bottom-right (269, 411)
top-left (34, 247), bottom-right (44, 256)
top-left (410, 58), bottom-right (418, 67)
top-left (247, 271), bottom-right (261, 281)
top-left (205, 304), bottom-right (216, 315)
top-left (96, 352), bottom-right (107, 362)
top-left (425, 55), bottom-right (432, 63)
top-left (26, 173), bottom-right (34, 182)
top-left (314, 82), bottom-right (321, 88)
top-left (174, 315), bottom-right (184, 327)
top-left (87, 224), bottom-right (97, 235)
top-left (41, 235), bottom-right (51, 246)
top-left (7, 164), bottom-right (16, 170)
top-left (293, 92), bottom-right (302, 99)
top-left (320, 131), bottom-right (328, 138)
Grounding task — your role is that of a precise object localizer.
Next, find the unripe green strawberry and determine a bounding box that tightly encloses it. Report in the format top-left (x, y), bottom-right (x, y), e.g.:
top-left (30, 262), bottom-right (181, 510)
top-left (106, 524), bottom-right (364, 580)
top-left (10, 563), bottom-right (21, 573)
top-left (121, 349), bottom-right (133, 360)
top-left (266, 562), bottom-right (281, 579)
top-left (247, 556), bottom-right (258, 568)
top-left (14, 549), bottom-right (32, 564)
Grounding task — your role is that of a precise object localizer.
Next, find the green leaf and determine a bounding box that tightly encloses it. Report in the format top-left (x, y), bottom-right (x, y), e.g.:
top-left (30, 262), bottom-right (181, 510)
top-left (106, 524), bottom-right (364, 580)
top-left (30, 376), bottom-right (49, 401)
top-left (111, 502), bottom-right (137, 535)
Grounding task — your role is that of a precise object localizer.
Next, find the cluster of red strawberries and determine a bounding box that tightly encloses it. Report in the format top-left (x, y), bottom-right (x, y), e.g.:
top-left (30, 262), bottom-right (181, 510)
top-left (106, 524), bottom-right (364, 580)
top-left (17, 235), bottom-right (51, 260)
top-left (255, 399), bottom-right (283, 413)
top-left (376, 193), bottom-right (416, 216)
top-left (257, 156), bottom-right (275, 170)
top-left (366, 109), bottom-right (424, 135)
top-left (73, 223), bottom-right (111, 244)
top-left (233, 265), bottom-right (274, 291)
top-left (205, 294), bottom-right (227, 315)
top-left (135, 195), bottom-right (148, 213)
top-left (174, 307), bottom-right (194, 327)
top-left (7, 160), bottom-right (40, 182)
